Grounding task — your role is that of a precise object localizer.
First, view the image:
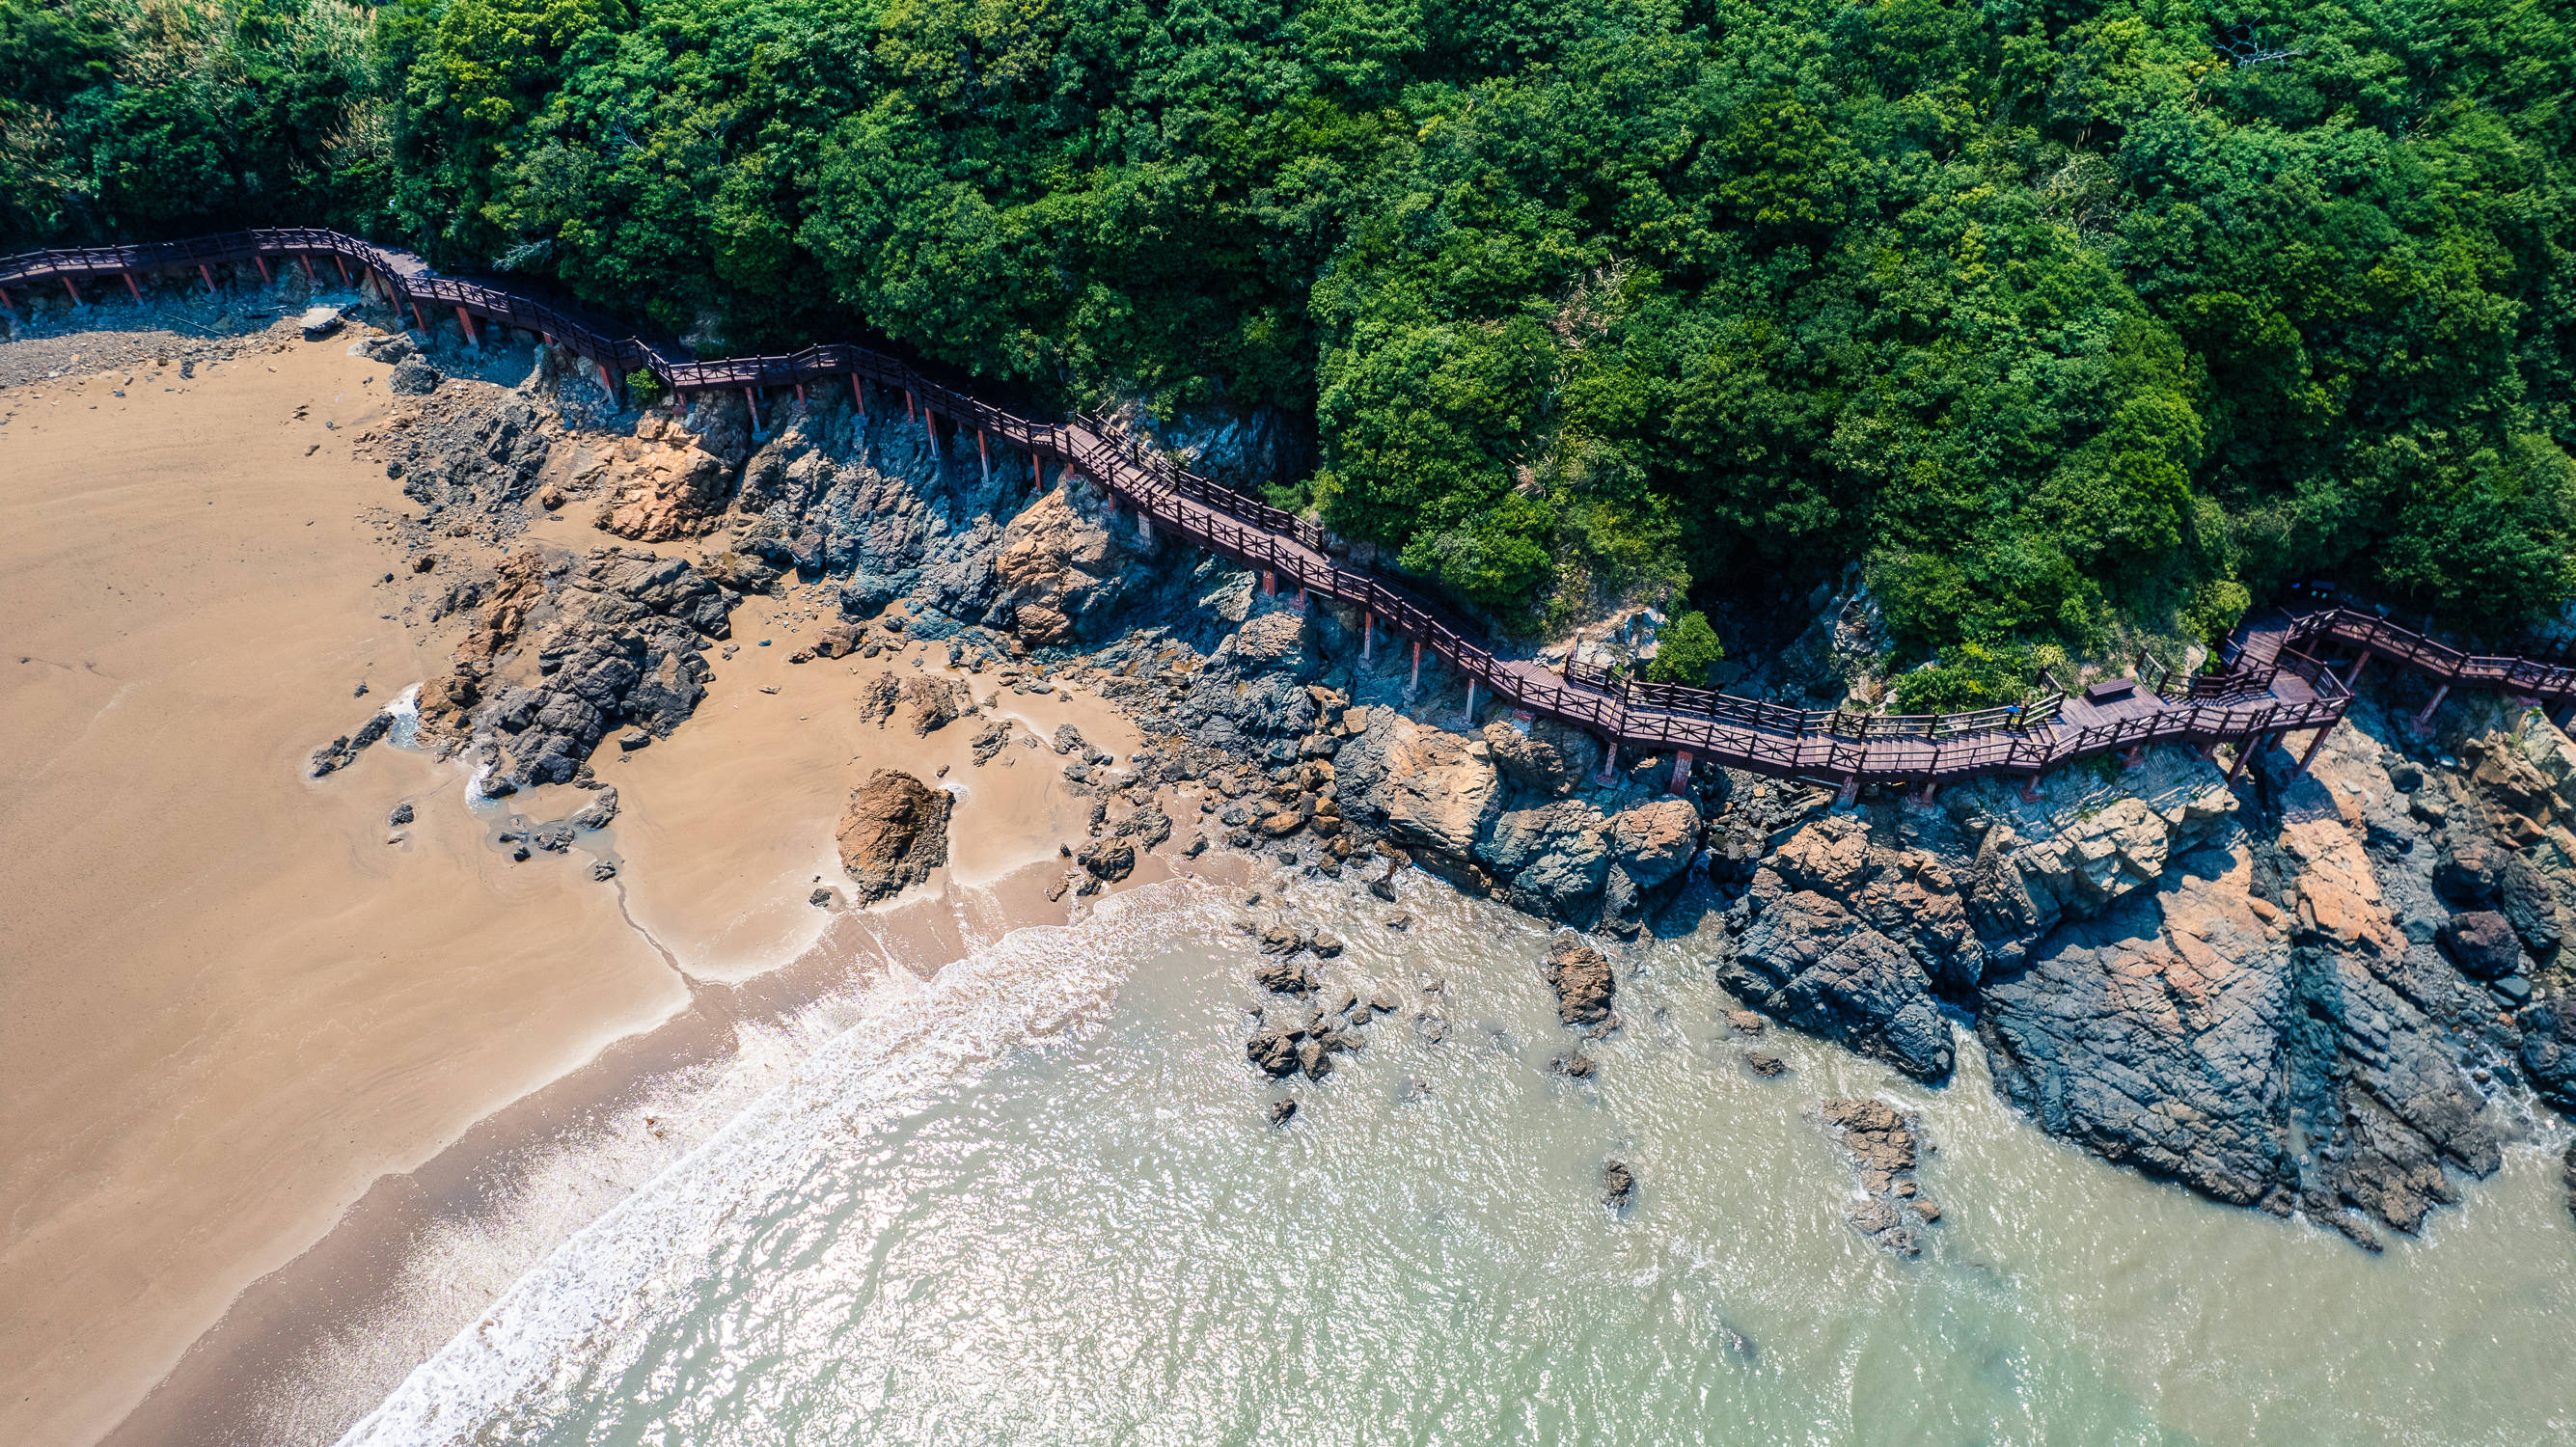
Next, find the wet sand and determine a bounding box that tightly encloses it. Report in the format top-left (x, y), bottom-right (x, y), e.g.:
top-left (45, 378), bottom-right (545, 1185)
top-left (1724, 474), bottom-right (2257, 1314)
top-left (1, 324), bottom-right (1221, 1445)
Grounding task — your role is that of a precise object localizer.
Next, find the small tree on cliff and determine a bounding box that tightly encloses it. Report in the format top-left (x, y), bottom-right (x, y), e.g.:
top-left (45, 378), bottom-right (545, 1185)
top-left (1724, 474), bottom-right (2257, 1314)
top-left (1644, 611), bottom-right (1724, 686)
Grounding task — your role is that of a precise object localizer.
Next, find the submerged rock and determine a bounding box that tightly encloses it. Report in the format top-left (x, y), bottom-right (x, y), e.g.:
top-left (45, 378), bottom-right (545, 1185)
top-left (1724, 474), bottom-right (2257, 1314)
top-left (1821, 1097), bottom-right (1938, 1256)
top-left (1542, 934), bottom-right (1616, 1028)
top-left (1603, 1160), bottom-right (1635, 1209)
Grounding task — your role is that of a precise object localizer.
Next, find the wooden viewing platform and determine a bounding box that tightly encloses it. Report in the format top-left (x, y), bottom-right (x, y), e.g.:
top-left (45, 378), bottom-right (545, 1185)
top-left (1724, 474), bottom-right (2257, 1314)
top-left (10, 230), bottom-right (2571, 794)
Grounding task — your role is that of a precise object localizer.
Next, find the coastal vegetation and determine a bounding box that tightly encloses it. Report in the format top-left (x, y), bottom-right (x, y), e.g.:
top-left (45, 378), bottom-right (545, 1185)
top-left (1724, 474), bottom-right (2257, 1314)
top-left (7, 0), bottom-right (2573, 671)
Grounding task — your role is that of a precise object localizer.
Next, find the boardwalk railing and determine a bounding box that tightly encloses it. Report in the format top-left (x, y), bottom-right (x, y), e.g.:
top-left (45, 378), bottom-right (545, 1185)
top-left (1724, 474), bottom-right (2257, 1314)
top-left (7, 229), bottom-right (2562, 786)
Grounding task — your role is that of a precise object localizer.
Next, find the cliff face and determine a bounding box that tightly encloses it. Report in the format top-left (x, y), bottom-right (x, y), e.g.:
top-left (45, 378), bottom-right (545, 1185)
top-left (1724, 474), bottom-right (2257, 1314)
top-left (375, 369), bottom-right (2573, 1246)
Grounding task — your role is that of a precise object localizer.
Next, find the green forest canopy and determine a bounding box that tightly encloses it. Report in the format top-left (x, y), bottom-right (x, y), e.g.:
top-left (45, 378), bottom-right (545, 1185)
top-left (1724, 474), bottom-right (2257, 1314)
top-left (7, 0), bottom-right (2574, 668)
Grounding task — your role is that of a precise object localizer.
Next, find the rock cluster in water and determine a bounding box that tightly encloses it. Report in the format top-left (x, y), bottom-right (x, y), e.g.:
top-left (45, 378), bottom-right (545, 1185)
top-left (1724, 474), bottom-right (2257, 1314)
top-left (1820, 1097), bottom-right (1940, 1256)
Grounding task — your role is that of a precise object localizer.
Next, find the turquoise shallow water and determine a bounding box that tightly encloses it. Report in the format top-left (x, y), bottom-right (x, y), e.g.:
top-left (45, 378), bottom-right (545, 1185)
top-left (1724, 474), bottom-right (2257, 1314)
top-left (342, 874), bottom-right (2576, 1446)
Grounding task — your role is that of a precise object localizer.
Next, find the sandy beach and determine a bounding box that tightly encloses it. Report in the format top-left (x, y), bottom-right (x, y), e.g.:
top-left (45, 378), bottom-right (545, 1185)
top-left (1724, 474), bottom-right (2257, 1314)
top-left (0, 320), bottom-right (1179, 1446)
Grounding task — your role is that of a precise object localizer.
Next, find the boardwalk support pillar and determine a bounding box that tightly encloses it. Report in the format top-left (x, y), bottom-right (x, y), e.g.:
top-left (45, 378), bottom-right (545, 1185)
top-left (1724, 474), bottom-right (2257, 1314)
top-left (1261, 570), bottom-right (1275, 597)
top-left (1362, 613), bottom-right (1373, 661)
top-left (2345, 653), bottom-right (2370, 691)
top-left (300, 255), bottom-right (316, 283)
top-left (454, 307), bottom-right (480, 348)
top-left (334, 253), bottom-right (350, 285)
top-left (2293, 725), bottom-right (2332, 778)
top-left (0, 286), bottom-right (17, 320)
top-left (596, 360), bottom-right (620, 408)
top-left (852, 375), bottom-right (866, 414)
top-left (1670, 751), bottom-right (1692, 794)
top-left (794, 382), bottom-right (807, 408)
top-left (2121, 744), bottom-right (2147, 772)
top-left (1294, 584), bottom-right (1306, 613)
top-left (1835, 774), bottom-right (1861, 808)
top-left (123, 272), bottom-right (143, 304)
top-left (1915, 779), bottom-right (1938, 805)
top-left (1462, 677), bottom-right (1479, 729)
top-left (62, 275), bottom-right (83, 306)
top-left (1410, 641), bottom-right (1422, 694)
top-left (2225, 734), bottom-right (2261, 785)
top-left (743, 387), bottom-right (761, 434)
top-left (198, 263), bottom-right (217, 294)
top-left (979, 428), bottom-right (991, 481)
top-left (2017, 775), bottom-right (2042, 804)
top-left (1137, 510), bottom-right (1152, 545)
top-left (253, 255), bottom-right (271, 286)
top-left (2413, 684), bottom-right (2450, 733)
top-left (1596, 739), bottom-right (1619, 785)
top-left (905, 389), bottom-right (916, 420)
top-left (1031, 453), bottom-right (1043, 488)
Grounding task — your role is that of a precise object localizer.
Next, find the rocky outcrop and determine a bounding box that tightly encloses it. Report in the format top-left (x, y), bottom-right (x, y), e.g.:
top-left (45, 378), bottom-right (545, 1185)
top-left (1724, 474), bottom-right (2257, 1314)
top-left (836, 770), bottom-right (952, 903)
top-left (468, 549), bottom-right (734, 787)
top-left (1076, 835), bottom-right (1135, 883)
top-left (1335, 713), bottom-right (1501, 875)
top-left (1820, 1098), bottom-right (1939, 1256)
top-left (357, 346), bottom-right (2576, 1251)
top-left (993, 486), bottom-right (1129, 644)
top-left (1542, 935), bottom-right (1616, 1027)
top-left (596, 449), bottom-right (730, 540)
top-left (899, 675), bottom-right (974, 736)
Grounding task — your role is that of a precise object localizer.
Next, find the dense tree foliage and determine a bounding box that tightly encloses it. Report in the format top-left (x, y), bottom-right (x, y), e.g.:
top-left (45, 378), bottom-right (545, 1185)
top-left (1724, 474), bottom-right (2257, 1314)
top-left (8, 0), bottom-right (2573, 657)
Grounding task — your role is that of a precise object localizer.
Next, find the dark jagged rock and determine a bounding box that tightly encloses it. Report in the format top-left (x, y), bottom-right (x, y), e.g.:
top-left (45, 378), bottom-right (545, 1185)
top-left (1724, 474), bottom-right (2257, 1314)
top-left (387, 801), bottom-right (414, 827)
top-left (1076, 835), bottom-right (1135, 882)
top-left (970, 720), bottom-right (1013, 765)
top-left (1254, 957), bottom-right (1315, 996)
top-left (310, 710), bottom-right (396, 777)
top-left (570, 787), bottom-right (619, 830)
top-left (387, 357), bottom-right (442, 396)
top-left (1603, 1160), bottom-right (1634, 1208)
top-left (2523, 999), bottom-right (2576, 1113)
top-left (2437, 910), bottom-right (2521, 979)
top-left (453, 548), bottom-right (735, 787)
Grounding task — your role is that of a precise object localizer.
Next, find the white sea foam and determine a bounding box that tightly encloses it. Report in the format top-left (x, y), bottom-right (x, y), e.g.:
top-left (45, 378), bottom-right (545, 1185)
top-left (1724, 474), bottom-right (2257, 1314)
top-left (382, 682), bottom-right (423, 751)
top-left (336, 885), bottom-right (1198, 1445)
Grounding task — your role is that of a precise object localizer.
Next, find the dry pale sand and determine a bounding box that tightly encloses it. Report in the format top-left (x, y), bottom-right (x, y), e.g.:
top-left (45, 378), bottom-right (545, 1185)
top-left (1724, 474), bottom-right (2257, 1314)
top-left (0, 340), bottom-right (693, 1446)
top-left (2, 331), bottom-right (1212, 1446)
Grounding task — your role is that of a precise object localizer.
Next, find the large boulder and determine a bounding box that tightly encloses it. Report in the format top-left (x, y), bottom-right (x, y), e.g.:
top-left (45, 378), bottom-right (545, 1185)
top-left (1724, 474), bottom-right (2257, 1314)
top-left (2438, 910), bottom-right (2521, 979)
top-left (993, 487), bottom-right (1127, 644)
top-left (1609, 798), bottom-right (1701, 890)
top-left (1718, 883), bottom-right (1954, 1082)
top-left (1335, 715), bottom-right (1503, 873)
top-left (1542, 934), bottom-right (1615, 1026)
top-left (596, 439), bottom-right (735, 541)
top-left (836, 770), bottom-right (952, 903)
top-left (1476, 801), bottom-right (1612, 920)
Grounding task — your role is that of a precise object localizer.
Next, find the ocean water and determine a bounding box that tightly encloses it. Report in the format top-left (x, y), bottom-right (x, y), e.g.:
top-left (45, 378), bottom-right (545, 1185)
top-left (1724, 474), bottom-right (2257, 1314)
top-left (342, 873), bottom-right (2576, 1446)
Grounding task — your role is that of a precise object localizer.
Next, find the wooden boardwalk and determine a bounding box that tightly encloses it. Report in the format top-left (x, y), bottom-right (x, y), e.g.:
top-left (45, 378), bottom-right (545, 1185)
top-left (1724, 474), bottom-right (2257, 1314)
top-left (9, 229), bottom-right (2570, 791)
